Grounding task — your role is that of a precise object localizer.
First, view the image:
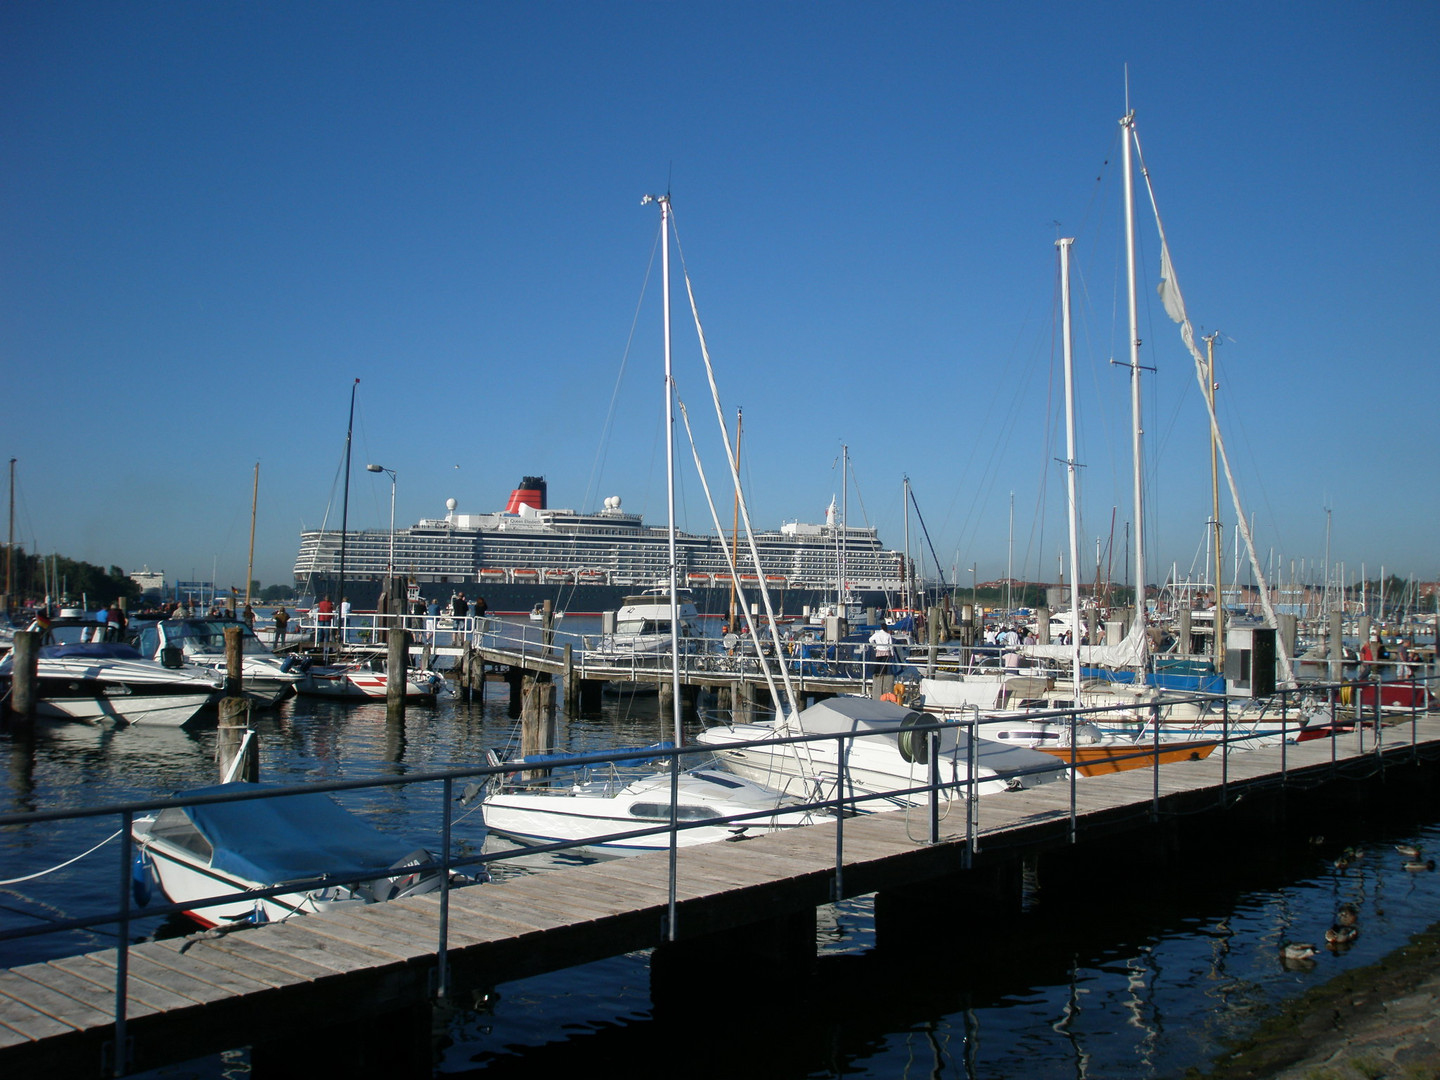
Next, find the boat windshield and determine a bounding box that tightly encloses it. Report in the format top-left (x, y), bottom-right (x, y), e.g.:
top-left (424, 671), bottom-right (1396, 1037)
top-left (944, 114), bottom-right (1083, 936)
top-left (166, 620), bottom-right (272, 655)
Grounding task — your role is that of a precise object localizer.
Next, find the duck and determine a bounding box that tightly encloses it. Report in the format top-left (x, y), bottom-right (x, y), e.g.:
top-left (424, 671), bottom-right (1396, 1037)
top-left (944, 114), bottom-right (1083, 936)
top-left (1404, 859), bottom-right (1437, 872)
top-left (1335, 902), bottom-right (1359, 927)
top-left (1280, 941), bottom-right (1316, 962)
top-left (1325, 924), bottom-right (1359, 946)
top-left (1396, 843), bottom-right (1424, 859)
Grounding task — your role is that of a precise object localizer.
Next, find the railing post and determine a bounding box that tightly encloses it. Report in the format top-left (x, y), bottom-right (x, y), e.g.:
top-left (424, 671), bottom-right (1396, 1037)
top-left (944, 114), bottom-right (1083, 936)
top-left (111, 810), bottom-right (133, 1078)
top-left (832, 733), bottom-right (847, 900)
top-left (927, 726), bottom-right (939, 845)
top-left (1068, 710), bottom-right (1078, 844)
top-left (1221, 694), bottom-right (1230, 800)
top-left (965, 715), bottom-right (978, 860)
top-left (1150, 702), bottom-right (1162, 821)
top-left (436, 777), bottom-right (452, 1000)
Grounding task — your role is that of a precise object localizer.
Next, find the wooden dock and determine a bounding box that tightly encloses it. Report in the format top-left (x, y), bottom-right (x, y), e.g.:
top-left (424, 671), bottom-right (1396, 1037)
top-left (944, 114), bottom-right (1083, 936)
top-left (4, 715), bottom-right (1440, 1076)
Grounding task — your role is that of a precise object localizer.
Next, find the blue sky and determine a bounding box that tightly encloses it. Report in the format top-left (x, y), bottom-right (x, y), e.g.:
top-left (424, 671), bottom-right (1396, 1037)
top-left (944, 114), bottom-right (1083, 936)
top-left (3, 2), bottom-right (1436, 596)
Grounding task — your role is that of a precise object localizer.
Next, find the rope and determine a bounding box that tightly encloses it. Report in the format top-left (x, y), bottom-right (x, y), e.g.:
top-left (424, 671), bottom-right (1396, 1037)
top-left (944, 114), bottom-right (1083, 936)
top-left (0, 829), bottom-right (122, 884)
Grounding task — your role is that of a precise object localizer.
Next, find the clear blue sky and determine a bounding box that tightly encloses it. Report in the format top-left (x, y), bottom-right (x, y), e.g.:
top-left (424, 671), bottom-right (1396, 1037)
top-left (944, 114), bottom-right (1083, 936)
top-left (3, 2), bottom-right (1436, 596)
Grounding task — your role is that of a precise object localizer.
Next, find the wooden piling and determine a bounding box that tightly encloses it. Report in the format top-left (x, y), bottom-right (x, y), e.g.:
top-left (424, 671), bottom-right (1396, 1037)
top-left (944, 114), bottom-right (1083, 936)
top-left (387, 623), bottom-right (409, 718)
top-left (562, 643), bottom-right (577, 711)
top-left (216, 697), bottom-right (258, 782)
top-left (217, 626), bottom-right (257, 782)
top-left (9, 630), bottom-right (38, 720)
top-left (520, 675), bottom-right (557, 780)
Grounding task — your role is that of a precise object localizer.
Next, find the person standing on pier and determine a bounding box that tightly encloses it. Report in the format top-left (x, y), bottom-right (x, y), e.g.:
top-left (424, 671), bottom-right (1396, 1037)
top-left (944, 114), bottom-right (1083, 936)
top-left (316, 596), bottom-right (335, 644)
top-left (273, 605), bottom-right (289, 647)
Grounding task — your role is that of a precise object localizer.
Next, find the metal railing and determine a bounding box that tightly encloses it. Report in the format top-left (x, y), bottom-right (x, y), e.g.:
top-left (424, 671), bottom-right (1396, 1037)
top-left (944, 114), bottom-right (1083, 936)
top-left (1, 681), bottom-right (1436, 1074)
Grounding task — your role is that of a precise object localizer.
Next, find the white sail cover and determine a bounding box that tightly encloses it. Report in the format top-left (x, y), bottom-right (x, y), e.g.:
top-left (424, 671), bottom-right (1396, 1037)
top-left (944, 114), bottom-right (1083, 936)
top-left (1020, 614), bottom-right (1149, 670)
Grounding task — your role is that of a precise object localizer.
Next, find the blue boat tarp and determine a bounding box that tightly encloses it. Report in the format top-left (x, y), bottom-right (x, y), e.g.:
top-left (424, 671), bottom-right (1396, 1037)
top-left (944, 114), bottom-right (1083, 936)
top-left (179, 783), bottom-right (413, 886)
top-left (41, 642), bottom-right (146, 660)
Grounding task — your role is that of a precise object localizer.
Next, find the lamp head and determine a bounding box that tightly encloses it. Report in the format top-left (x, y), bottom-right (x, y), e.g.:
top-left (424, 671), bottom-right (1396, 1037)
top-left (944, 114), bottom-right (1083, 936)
top-left (366, 463), bottom-right (384, 473)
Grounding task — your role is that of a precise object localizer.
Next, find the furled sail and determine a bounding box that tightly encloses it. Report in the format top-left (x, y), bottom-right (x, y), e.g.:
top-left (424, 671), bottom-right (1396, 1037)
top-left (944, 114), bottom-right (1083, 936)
top-left (1131, 125), bottom-right (1295, 685)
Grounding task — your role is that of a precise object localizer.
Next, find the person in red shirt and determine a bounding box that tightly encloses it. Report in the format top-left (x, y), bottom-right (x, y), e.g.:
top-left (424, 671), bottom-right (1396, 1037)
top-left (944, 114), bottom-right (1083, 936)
top-left (316, 596), bottom-right (335, 644)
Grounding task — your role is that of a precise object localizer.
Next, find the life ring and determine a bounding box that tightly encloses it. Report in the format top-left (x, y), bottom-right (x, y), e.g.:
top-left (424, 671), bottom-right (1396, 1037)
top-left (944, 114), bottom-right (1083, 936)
top-left (880, 689), bottom-right (902, 705)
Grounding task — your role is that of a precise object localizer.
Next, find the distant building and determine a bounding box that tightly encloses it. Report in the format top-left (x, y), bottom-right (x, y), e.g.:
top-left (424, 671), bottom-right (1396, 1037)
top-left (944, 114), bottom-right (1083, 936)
top-left (130, 566), bottom-right (165, 597)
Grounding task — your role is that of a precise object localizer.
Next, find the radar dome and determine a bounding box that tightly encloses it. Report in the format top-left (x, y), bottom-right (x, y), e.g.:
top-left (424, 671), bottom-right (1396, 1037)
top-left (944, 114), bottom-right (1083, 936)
top-left (446, 498), bottom-right (457, 512)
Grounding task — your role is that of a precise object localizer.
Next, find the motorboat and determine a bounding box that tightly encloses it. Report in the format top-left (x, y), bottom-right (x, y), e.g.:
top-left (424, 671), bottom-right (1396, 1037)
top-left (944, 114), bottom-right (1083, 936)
top-left (131, 617), bottom-right (300, 706)
top-left (584, 588), bottom-right (703, 664)
top-left (695, 695), bottom-right (1068, 811)
top-left (478, 754), bottom-right (828, 857)
top-left (132, 781), bottom-right (457, 926)
top-left (528, 603), bottom-right (566, 622)
top-left (289, 652), bottom-right (448, 701)
top-left (0, 617), bottom-right (223, 727)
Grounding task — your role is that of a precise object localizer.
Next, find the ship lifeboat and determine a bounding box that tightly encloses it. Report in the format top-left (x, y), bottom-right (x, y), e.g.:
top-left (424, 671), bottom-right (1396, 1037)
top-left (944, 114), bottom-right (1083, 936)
top-left (765, 575), bottom-right (787, 588)
top-left (479, 568), bottom-right (507, 582)
top-left (686, 573), bottom-right (711, 586)
top-left (739, 574), bottom-right (760, 583)
top-left (576, 569), bottom-right (606, 584)
top-left (543, 569), bottom-right (574, 583)
top-left (712, 574), bottom-right (732, 584)
top-left (512, 568), bottom-right (540, 581)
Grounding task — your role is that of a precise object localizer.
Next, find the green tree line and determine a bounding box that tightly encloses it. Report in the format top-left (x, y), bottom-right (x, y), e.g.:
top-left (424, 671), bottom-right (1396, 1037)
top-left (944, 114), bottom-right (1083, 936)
top-left (5, 547), bottom-right (140, 607)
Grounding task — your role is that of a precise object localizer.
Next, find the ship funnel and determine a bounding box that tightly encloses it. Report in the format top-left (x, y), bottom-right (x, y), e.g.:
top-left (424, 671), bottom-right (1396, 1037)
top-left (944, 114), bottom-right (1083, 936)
top-left (506, 476), bottom-right (547, 513)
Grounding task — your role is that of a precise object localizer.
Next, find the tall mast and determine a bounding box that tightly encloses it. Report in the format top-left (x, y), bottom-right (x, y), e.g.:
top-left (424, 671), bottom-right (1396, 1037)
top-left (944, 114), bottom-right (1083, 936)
top-left (1121, 107), bottom-right (1146, 619)
top-left (643, 193), bottom-right (681, 749)
top-left (902, 476), bottom-right (912, 614)
top-left (6, 458), bottom-right (14, 612)
top-left (1205, 332), bottom-right (1224, 670)
top-left (1058, 237), bottom-right (1082, 688)
top-left (727, 407), bottom-right (742, 628)
top-left (245, 462), bottom-right (259, 610)
top-left (338, 378), bottom-right (359, 614)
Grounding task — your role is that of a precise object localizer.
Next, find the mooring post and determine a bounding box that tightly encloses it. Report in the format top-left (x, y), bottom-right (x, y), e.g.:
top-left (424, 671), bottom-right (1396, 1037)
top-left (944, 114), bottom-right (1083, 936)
top-left (217, 626), bottom-right (257, 782)
top-left (520, 675), bottom-right (557, 781)
top-left (563, 643), bottom-right (577, 711)
top-left (9, 630), bottom-right (38, 721)
top-left (387, 621), bottom-right (409, 719)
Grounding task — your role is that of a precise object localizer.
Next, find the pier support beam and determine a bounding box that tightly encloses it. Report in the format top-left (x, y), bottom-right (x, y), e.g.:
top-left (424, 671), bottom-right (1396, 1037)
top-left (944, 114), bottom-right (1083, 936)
top-left (650, 908), bottom-right (816, 1022)
top-left (505, 666), bottom-right (524, 720)
top-left (250, 1001), bottom-right (432, 1078)
top-left (873, 862), bottom-right (1025, 952)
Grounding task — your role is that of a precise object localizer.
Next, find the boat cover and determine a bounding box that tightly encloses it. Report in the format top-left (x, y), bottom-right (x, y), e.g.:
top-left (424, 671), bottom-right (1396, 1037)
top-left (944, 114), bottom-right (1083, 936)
top-left (787, 696), bottom-right (1066, 777)
top-left (178, 783), bottom-right (415, 885)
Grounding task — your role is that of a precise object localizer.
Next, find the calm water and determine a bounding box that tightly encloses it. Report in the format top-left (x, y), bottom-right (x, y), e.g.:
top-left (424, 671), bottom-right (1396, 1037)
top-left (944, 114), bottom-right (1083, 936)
top-left (3, 632), bottom-right (1440, 1078)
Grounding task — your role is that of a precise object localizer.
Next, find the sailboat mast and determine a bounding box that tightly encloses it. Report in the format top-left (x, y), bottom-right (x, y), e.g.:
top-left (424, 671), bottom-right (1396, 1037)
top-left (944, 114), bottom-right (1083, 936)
top-left (903, 476), bottom-right (912, 614)
top-left (1205, 332), bottom-right (1224, 670)
top-left (1121, 107), bottom-right (1146, 619)
top-left (245, 462), bottom-right (259, 610)
top-left (1058, 238), bottom-right (1083, 688)
top-left (728, 407), bottom-right (742, 628)
top-left (338, 378), bottom-right (359, 614)
top-left (6, 458), bottom-right (14, 612)
top-left (650, 194), bottom-right (681, 748)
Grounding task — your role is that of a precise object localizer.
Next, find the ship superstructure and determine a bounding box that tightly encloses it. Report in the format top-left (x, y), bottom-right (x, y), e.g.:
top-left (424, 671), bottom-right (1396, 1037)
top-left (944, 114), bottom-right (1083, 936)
top-left (295, 476), bottom-right (903, 613)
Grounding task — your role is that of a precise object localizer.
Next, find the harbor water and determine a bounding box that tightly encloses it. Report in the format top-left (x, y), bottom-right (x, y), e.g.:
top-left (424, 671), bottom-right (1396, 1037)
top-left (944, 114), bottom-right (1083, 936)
top-left (3, 623), bottom-right (1440, 1078)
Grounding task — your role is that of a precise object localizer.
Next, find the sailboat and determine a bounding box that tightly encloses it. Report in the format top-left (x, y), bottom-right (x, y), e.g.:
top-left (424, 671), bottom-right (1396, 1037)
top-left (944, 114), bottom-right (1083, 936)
top-left (295, 381), bottom-right (446, 702)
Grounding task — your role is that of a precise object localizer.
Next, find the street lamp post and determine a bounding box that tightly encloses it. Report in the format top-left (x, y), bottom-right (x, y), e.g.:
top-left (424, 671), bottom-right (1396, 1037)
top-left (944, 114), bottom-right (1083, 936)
top-left (366, 464), bottom-right (396, 576)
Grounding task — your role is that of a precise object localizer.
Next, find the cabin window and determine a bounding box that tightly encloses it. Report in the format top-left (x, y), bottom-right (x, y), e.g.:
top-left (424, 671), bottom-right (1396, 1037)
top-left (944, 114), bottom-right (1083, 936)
top-left (149, 808), bottom-right (214, 862)
top-left (628, 803), bottom-right (721, 822)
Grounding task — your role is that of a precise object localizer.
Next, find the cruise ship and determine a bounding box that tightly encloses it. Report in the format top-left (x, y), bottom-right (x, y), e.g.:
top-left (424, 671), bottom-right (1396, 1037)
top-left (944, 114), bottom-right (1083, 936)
top-left (294, 476), bottom-right (905, 615)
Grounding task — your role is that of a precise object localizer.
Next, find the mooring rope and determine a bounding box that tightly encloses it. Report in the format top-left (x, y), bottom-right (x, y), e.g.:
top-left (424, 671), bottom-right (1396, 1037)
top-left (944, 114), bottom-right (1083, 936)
top-left (0, 828), bottom-right (123, 885)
